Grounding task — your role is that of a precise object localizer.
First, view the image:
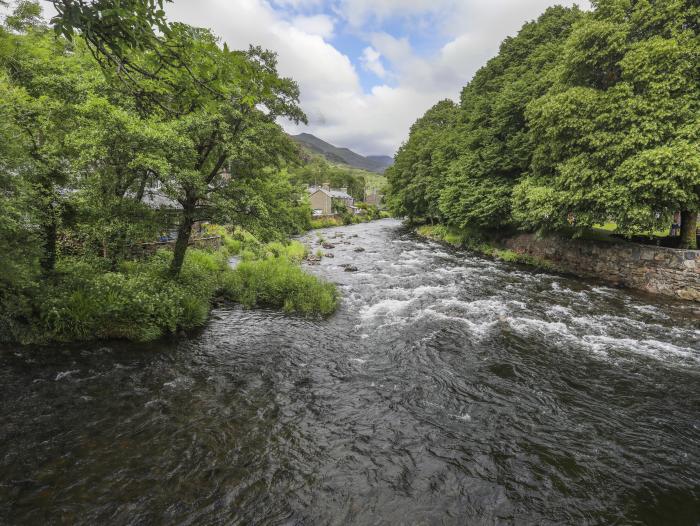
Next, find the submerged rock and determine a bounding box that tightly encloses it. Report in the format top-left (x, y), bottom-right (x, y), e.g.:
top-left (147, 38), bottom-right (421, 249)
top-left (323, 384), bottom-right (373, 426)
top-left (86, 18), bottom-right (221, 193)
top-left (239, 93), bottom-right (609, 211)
top-left (322, 242), bottom-right (336, 249)
top-left (354, 247), bottom-right (365, 253)
top-left (344, 265), bottom-right (359, 272)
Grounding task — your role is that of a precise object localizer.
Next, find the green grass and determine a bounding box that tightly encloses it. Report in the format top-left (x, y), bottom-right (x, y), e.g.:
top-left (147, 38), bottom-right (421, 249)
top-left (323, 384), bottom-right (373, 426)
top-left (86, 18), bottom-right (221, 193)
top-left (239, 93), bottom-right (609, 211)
top-left (593, 221), bottom-right (669, 238)
top-left (310, 216), bottom-right (345, 229)
top-left (417, 225), bottom-right (469, 247)
top-left (220, 257), bottom-right (338, 316)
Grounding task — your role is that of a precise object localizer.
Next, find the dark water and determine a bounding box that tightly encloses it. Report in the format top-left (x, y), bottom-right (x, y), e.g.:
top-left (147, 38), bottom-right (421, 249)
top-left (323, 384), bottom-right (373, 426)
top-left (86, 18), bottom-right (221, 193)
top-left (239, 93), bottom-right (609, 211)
top-left (1, 219), bottom-right (699, 525)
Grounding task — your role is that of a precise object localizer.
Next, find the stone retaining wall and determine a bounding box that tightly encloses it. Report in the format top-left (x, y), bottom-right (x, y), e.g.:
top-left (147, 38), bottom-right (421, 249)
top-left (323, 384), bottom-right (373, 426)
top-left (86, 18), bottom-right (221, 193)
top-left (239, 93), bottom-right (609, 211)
top-left (501, 233), bottom-right (700, 302)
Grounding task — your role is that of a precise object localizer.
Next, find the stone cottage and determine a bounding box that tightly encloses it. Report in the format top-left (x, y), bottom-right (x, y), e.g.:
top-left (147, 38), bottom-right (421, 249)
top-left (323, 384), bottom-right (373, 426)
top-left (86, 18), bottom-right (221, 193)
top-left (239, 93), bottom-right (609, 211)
top-left (308, 183), bottom-right (358, 216)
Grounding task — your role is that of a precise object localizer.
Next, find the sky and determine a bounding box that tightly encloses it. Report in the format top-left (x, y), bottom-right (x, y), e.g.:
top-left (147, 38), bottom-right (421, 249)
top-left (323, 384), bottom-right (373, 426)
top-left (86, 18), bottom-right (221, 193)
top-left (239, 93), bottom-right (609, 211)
top-left (44, 0), bottom-right (591, 157)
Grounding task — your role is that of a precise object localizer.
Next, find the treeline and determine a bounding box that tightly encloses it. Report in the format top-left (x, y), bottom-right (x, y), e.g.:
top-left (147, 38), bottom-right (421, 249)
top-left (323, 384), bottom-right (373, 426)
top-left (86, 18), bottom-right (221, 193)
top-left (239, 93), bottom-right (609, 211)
top-left (386, 1), bottom-right (700, 249)
top-left (290, 156), bottom-right (367, 200)
top-left (0, 2), bottom-right (334, 343)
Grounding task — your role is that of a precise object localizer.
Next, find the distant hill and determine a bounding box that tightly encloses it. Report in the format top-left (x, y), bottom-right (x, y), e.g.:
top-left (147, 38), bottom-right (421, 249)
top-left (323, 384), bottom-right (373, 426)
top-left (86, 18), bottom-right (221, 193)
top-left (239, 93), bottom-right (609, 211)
top-left (366, 155), bottom-right (394, 171)
top-left (291, 133), bottom-right (393, 174)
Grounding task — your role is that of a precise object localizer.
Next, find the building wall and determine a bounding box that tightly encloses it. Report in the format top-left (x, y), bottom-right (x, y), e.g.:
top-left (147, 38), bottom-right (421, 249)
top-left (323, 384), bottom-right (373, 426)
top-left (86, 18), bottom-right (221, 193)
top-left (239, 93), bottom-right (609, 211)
top-left (502, 233), bottom-right (700, 302)
top-left (310, 191), bottom-right (332, 215)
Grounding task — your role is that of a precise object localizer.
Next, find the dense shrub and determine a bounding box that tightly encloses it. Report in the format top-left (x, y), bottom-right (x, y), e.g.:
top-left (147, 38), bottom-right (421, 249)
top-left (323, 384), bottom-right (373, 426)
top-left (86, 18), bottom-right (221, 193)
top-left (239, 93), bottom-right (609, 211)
top-left (1, 235), bottom-right (335, 345)
top-left (221, 257), bottom-right (338, 316)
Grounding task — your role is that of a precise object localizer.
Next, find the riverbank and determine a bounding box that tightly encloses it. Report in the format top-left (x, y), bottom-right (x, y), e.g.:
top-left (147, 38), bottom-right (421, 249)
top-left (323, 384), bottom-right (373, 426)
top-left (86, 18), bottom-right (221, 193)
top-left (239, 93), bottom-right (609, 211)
top-left (416, 225), bottom-right (558, 270)
top-left (0, 227), bottom-right (338, 345)
top-left (416, 224), bottom-right (700, 302)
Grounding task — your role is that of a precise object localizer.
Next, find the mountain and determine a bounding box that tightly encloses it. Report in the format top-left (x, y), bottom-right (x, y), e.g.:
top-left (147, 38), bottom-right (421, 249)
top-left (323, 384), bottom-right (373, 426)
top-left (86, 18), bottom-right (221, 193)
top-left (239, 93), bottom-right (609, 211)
top-left (291, 133), bottom-right (393, 174)
top-left (366, 155), bottom-right (394, 171)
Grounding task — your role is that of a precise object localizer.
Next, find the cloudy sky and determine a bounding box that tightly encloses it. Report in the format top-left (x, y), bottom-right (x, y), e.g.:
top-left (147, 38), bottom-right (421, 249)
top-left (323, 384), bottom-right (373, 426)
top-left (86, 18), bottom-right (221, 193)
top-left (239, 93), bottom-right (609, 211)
top-left (44, 0), bottom-right (590, 156)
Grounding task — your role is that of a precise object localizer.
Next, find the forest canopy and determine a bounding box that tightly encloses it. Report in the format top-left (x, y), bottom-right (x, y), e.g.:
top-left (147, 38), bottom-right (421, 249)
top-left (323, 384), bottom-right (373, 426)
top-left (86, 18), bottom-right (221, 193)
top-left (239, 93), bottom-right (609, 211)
top-left (386, 0), bottom-right (700, 249)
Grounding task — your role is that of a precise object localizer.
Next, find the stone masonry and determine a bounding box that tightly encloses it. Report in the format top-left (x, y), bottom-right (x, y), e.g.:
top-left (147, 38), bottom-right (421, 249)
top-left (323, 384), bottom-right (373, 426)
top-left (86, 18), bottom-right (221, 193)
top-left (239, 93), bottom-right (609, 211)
top-left (502, 233), bottom-right (700, 302)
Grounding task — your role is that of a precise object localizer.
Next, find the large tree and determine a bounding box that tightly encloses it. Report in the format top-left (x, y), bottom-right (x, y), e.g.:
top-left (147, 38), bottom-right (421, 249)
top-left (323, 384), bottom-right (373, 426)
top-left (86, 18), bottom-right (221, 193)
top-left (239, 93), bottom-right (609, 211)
top-left (138, 26), bottom-right (306, 276)
top-left (385, 99), bottom-right (459, 223)
top-left (520, 0), bottom-right (700, 247)
top-left (440, 5), bottom-right (583, 230)
top-left (0, 20), bottom-right (99, 273)
top-left (386, 6), bottom-right (582, 229)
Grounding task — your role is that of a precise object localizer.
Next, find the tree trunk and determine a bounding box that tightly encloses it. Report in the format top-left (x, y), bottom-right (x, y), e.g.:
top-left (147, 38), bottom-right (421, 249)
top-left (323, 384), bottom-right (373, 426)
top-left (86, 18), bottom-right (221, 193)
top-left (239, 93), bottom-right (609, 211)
top-left (679, 210), bottom-right (698, 250)
top-left (40, 214), bottom-right (57, 275)
top-left (170, 207), bottom-right (194, 277)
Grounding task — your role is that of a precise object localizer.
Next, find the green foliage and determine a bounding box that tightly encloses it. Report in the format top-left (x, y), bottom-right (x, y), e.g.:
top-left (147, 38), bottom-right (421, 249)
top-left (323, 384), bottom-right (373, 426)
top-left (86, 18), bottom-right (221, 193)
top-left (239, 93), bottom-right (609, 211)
top-left (518, 0), bottom-right (700, 243)
top-left (1, 238), bottom-right (336, 344)
top-left (389, 1), bottom-right (700, 247)
top-left (416, 225), bottom-right (556, 270)
top-left (221, 257), bottom-right (337, 316)
top-left (387, 7), bottom-right (583, 228)
top-left (0, 7), bottom-right (338, 344)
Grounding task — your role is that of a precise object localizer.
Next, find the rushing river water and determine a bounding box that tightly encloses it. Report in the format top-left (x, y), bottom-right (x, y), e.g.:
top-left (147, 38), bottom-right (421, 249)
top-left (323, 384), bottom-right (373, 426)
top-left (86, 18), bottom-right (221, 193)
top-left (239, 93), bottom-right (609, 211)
top-left (1, 219), bottom-right (699, 525)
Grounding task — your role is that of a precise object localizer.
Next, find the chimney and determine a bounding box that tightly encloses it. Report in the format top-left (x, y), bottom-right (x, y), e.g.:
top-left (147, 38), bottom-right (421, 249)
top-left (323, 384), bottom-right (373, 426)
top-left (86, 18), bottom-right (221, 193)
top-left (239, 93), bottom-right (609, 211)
top-left (322, 182), bottom-right (330, 192)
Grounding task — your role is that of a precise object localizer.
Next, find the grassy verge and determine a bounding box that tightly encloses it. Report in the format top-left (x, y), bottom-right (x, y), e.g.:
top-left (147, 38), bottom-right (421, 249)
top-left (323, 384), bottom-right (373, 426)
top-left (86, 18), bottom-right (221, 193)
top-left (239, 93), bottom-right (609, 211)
top-left (1, 227), bottom-right (337, 345)
top-left (310, 216), bottom-right (345, 229)
top-left (416, 224), bottom-right (557, 271)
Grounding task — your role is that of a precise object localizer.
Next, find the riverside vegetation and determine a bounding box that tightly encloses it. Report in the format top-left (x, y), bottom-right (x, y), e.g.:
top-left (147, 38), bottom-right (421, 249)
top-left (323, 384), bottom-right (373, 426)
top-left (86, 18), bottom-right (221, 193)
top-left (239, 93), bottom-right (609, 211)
top-left (416, 225), bottom-right (557, 272)
top-left (386, 1), bottom-right (700, 251)
top-left (3, 226), bottom-right (337, 345)
top-left (0, 2), bottom-right (337, 345)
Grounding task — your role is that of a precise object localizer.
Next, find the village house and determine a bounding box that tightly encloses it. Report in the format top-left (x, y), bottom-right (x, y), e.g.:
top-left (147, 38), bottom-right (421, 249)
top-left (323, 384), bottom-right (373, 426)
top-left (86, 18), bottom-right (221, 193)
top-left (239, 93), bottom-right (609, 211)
top-left (364, 189), bottom-right (384, 209)
top-left (308, 183), bottom-right (360, 216)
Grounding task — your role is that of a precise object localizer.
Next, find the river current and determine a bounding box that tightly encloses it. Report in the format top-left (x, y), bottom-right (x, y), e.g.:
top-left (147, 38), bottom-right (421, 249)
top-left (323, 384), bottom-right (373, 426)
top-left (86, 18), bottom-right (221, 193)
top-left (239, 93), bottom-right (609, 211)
top-left (1, 219), bottom-right (699, 525)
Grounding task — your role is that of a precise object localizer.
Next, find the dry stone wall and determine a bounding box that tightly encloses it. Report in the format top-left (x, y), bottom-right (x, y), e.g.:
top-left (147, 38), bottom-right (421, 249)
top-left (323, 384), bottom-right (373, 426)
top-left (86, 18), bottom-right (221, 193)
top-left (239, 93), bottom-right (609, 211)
top-left (502, 233), bottom-right (700, 302)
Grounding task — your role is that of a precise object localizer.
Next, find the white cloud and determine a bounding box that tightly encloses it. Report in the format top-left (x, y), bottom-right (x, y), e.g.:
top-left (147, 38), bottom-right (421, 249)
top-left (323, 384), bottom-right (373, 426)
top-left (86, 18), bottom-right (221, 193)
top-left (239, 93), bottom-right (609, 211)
top-left (359, 47), bottom-right (386, 78)
top-left (271, 0), bottom-right (323, 10)
top-left (35, 0), bottom-right (592, 155)
top-left (290, 14), bottom-right (335, 39)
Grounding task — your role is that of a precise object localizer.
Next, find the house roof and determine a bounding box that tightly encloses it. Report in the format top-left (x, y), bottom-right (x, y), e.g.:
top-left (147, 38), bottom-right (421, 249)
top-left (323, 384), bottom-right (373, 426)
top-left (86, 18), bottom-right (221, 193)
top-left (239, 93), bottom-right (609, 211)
top-left (308, 186), bottom-right (353, 200)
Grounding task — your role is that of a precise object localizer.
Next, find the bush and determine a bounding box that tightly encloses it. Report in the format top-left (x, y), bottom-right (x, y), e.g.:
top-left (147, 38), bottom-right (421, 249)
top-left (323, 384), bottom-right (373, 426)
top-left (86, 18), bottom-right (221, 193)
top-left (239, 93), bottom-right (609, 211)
top-left (1, 223), bottom-right (338, 344)
top-left (221, 257), bottom-right (337, 316)
top-left (310, 216), bottom-right (344, 229)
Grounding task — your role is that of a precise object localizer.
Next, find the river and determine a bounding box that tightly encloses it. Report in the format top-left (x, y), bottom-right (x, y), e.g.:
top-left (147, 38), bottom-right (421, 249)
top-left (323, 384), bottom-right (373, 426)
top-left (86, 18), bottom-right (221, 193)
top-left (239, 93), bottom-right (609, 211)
top-left (1, 219), bottom-right (698, 525)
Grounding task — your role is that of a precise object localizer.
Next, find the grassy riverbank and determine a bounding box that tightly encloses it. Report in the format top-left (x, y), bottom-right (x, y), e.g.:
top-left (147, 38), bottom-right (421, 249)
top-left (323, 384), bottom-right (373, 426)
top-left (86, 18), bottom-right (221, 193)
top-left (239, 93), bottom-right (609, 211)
top-left (1, 228), bottom-right (337, 345)
top-left (416, 225), bottom-right (557, 271)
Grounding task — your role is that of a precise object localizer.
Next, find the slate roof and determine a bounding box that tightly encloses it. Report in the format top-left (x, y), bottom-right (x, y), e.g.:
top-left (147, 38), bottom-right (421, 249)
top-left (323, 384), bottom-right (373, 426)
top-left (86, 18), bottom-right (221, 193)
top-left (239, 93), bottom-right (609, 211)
top-left (308, 186), bottom-right (353, 200)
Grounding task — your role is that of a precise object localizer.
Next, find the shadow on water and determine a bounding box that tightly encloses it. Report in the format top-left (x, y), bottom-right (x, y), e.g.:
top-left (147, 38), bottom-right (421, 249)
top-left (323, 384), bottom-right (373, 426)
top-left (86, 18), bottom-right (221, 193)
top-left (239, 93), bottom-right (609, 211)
top-left (1, 219), bottom-right (698, 525)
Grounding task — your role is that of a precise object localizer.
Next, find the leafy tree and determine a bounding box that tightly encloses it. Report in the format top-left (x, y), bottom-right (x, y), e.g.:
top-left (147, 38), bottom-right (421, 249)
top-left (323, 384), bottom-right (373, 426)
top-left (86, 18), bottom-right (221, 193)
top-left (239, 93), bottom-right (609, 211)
top-left (212, 167), bottom-right (311, 242)
top-left (386, 6), bottom-right (582, 229)
top-left (520, 0), bottom-right (700, 247)
top-left (141, 25), bottom-right (306, 275)
top-left (386, 99), bottom-right (459, 223)
top-left (49, 0), bottom-right (171, 82)
top-left (439, 6), bottom-right (582, 230)
top-left (0, 24), bottom-right (98, 273)
top-left (65, 95), bottom-right (175, 263)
